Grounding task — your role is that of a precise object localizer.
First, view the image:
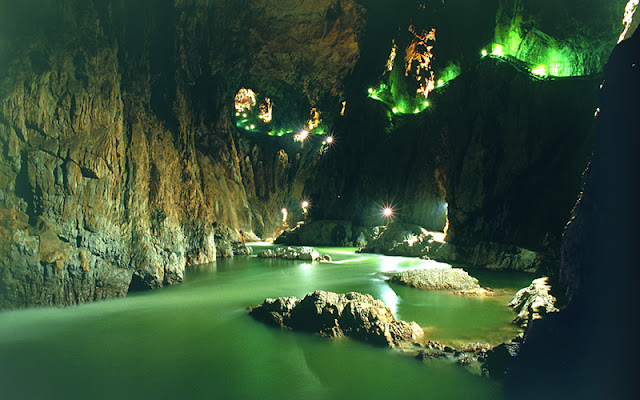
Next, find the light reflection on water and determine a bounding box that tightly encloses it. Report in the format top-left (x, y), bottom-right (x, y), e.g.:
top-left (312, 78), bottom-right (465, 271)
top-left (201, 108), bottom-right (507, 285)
top-left (0, 245), bottom-right (534, 400)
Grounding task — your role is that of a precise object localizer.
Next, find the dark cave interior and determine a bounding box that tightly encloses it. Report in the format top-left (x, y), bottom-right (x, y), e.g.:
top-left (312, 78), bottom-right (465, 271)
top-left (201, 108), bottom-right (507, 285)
top-left (1, 0), bottom-right (639, 398)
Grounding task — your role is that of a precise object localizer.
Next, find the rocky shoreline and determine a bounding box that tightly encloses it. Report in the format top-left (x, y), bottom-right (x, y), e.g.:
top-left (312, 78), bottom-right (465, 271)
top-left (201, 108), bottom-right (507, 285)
top-left (256, 246), bottom-right (331, 262)
top-left (278, 221), bottom-right (551, 273)
top-left (249, 274), bottom-right (559, 378)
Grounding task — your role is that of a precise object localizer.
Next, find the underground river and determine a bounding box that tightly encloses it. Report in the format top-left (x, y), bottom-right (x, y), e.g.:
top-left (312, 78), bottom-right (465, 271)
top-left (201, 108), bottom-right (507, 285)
top-left (0, 245), bottom-right (535, 400)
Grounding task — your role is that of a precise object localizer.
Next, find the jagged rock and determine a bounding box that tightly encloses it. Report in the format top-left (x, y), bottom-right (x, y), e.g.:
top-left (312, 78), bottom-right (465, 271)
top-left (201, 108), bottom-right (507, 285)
top-left (249, 290), bottom-right (424, 348)
top-left (416, 341), bottom-right (492, 374)
top-left (509, 277), bottom-right (558, 327)
top-left (383, 267), bottom-right (493, 296)
top-left (256, 246), bottom-right (329, 262)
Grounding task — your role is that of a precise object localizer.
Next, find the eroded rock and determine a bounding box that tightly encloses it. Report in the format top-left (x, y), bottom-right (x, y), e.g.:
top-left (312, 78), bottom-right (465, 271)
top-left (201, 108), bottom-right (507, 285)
top-left (509, 277), bottom-right (558, 327)
top-left (249, 290), bottom-right (424, 348)
top-left (383, 267), bottom-right (494, 296)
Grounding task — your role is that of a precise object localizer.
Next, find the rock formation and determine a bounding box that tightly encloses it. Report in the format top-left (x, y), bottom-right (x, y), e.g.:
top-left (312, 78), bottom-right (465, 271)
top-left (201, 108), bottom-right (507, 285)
top-left (256, 246), bottom-right (330, 262)
top-left (0, 0), bottom-right (363, 309)
top-left (508, 277), bottom-right (558, 327)
top-left (249, 290), bottom-right (424, 348)
top-left (0, 0), bottom-right (631, 311)
top-left (504, 28), bottom-right (640, 400)
top-left (383, 267), bottom-right (493, 296)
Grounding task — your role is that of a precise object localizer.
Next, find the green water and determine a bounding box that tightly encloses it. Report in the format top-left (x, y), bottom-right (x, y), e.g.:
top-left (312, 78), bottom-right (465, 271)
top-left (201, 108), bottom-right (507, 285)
top-left (0, 246), bottom-right (534, 400)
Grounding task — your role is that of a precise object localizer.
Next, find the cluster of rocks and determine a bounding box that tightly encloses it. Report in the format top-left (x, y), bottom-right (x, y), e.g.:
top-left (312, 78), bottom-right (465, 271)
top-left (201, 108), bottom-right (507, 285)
top-left (249, 290), bottom-right (424, 347)
top-left (256, 247), bottom-right (331, 262)
top-left (357, 222), bottom-right (546, 273)
top-left (383, 267), bottom-right (494, 296)
top-left (508, 277), bottom-right (558, 327)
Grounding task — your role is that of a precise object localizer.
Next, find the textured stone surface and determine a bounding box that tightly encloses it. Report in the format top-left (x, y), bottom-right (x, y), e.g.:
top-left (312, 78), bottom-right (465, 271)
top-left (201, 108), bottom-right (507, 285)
top-left (249, 290), bottom-right (424, 348)
top-left (0, 0), bottom-right (363, 309)
top-left (508, 277), bottom-right (558, 327)
top-left (384, 267), bottom-right (493, 296)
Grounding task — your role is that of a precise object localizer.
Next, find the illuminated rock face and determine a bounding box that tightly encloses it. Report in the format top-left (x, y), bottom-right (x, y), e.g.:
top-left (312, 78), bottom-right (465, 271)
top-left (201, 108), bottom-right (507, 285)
top-left (0, 0), bottom-right (363, 309)
top-left (249, 290), bottom-right (424, 348)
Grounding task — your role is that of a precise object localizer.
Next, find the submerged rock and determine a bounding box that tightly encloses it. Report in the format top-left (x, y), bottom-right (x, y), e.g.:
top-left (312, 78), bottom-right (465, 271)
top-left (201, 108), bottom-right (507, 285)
top-left (256, 247), bottom-right (330, 262)
top-left (249, 290), bottom-right (424, 347)
top-left (383, 267), bottom-right (494, 296)
top-left (509, 277), bottom-right (558, 327)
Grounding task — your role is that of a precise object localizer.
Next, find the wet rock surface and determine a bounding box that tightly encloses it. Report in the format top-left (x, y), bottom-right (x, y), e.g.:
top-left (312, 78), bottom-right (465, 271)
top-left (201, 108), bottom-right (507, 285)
top-left (508, 277), bottom-right (558, 327)
top-left (383, 267), bottom-right (494, 296)
top-left (256, 247), bottom-right (331, 262)
top-left (249, 290), bottom-right (424, 348)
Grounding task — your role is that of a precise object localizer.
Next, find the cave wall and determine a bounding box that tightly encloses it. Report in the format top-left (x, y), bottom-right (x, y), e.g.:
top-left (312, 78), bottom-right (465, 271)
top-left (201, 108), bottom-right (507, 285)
top-left (0, 0), bottom-right (632, 308)
top-left (0, 0), bottom-right (363, 309)
top-left (308, 0), bottom-right (627, 255)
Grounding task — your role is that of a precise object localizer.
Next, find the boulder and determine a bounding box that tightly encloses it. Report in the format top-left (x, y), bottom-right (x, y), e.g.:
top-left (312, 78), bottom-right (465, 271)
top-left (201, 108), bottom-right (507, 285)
top-left (383, 267), bottom-right (493, 296)
top-left (249, 290), bottom-right (424, 348)
top-left (509, 277), bottom-right (558, 327)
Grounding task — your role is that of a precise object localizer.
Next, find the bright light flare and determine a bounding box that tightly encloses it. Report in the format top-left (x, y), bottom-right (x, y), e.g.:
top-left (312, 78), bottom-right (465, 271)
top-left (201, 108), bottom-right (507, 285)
top-left (325, 136), bottom-right (334, 144)
top-left (301, 200), bottom-right (309, 210)
top-left (382, 206), bottom-right (394, 218)
top-left (294, 130), bottom-right (310, 142)
top-left (481, 49), bottom-right (488, 57)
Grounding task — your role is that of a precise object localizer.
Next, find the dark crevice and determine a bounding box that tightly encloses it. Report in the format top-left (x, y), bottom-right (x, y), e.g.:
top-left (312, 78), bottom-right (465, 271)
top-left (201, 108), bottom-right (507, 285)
top-left (127, 273), bottom-right (153, 293)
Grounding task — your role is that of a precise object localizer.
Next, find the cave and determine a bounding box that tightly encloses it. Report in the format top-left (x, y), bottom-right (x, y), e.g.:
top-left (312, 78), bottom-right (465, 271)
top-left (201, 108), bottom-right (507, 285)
top-left (1, 1), bottom-right (638, 399)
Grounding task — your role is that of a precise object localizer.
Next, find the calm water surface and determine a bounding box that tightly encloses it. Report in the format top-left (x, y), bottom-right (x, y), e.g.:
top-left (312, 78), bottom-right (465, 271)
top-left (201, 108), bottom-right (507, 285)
top-left (0, 245), bottom-right (534, 400)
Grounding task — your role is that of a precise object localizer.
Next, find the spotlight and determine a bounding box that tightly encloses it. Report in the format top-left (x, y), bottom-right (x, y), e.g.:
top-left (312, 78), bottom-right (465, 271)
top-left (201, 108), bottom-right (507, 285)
top-left (299, 130), bottom-right (309, 139)
top-left (392, 107), bottom-right (399, 114)
top-left (382, 206), bottom-right (394, 219)
top-left (242, 113), bottom-right (247, 118)
top-left (424, 101), bottom-right (430, 108)
top-left (301, 200), bottom-right (309, 210)
top-left (250, 124), bottom-right (255, 129)
top-left (481, 49), bottom-right (488, 57)
top-left (368, 88), bottom-right (374, 94)
top-left (325, 136), bottom-right (334, 144)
